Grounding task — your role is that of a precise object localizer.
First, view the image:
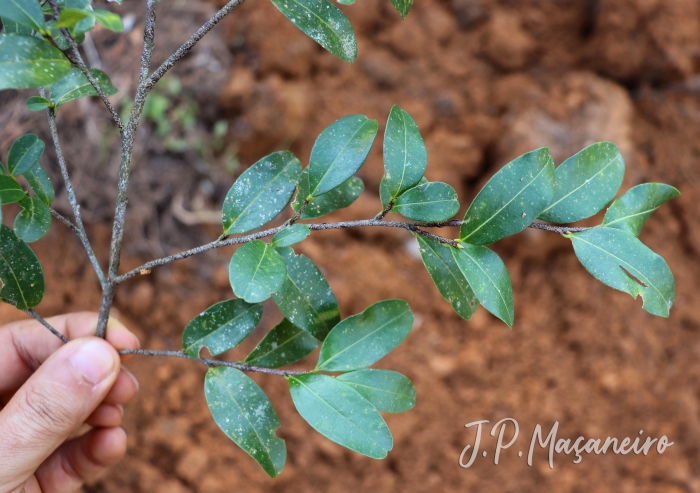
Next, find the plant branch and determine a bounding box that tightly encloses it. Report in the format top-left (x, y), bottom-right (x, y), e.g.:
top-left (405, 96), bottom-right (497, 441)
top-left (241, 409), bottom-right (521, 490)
top-left (24, 309), bottom-right (69, 344)
top-left (117, 349), bottom-right (307, 376)
top-left (375, 200), bottom-right (394, 220)
top-left (144, 0), bottom-right (246, 93)
top-left (49, 208), bottom-right (78, 233)
top-left (41, 90), bottom-right (106, 287)
top-left (527, 222), bottom-right (589, 234)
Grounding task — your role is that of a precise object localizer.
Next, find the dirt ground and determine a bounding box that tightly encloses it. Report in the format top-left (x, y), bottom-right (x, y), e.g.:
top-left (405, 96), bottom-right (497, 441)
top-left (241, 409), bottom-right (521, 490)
top-left (2, 0), bottom-right (700, 491)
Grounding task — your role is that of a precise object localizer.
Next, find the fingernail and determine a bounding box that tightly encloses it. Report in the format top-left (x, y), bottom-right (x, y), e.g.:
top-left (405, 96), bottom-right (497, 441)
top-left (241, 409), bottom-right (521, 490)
top-left (70, 339), bottom-right (117, 385)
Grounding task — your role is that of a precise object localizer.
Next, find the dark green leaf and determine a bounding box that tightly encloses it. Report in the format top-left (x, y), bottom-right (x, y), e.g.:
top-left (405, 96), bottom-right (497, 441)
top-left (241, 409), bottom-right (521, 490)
top-left (48, 67), bottom-right (118, 107)
top-left (182, 299), bottom-right (262, 358)
top-left (392, 182), bottom-right (459, 221)
top-left (316, 299), bottom-right (413, 372)
top-left (460, 148), bottom-right (555, 245)
top-left (415, 234), bottom-right (478, 321)
top-left (337, 369), bottom-right (415, 413)
top-left (205, 367), bottom-right (286, 478)
top-left (538, 142), bottom-right (625, 223)
top-left (0, 0), bottom-right (46, 33)
top-left (380, 175), bottom-right (427, 208)
top-left (383, 104), bottom-right (426, 197)
top-left (272, 224), bottom-right (310, 248)
top-left (55, 8), bottom-right (89, 28)
top-left (21, 162), bottom-right (54, 205)
top-left (291, 171), bottom-right (364, 219)
top-left (0, 224), bottom-right (44, 309)
top-left (0, 34), bottom-right (72, 89)
top-left (569, 227), bottom-right (674, 317)
top-left (0, 175), bottom-right (26, 204)
top-left (229, 240), bottom-right (287, 303)
top-left (288, 373), bottom-right (392, 458)
top-left (602, 183), bottom-right (680, 236)
top-left (14, 196), bottom-right (51, 242)
top-left (222, 151), bottom-right (301, 234)
top-left (272, 247), bottom-right (340, 341)
top-left (307, 115), bottom-right (377, 196)
top-left (244, 318), bottom-right (319, 368)
top-left (390, 0), bottom-right (412, 19)
top-left (25, 96), bottom-right (50, 111)
top-left (91, 9), bottom-right (123, 32)
top-left (269, 0), bottom-right (357, 62)
top-left (65, 0), bottom-right (94, 35)
top-left (1, 16), bottom-right (32, 35)
top-left (337, 0), bottom-right (354, 4)
top-left (8, 134), bottom-right (44, 176)
top-left (452, 244), bottom-right (514, 328)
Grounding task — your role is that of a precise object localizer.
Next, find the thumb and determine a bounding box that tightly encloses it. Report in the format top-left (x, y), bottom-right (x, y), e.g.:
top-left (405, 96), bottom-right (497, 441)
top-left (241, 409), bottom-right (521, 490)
top-left (0, 337), bottom-right (120, 488)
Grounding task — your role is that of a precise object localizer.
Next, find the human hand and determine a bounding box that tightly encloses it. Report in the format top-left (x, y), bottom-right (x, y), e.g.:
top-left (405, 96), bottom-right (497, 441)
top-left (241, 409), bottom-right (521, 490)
top-left (0, 313), bottom-right (140, 493)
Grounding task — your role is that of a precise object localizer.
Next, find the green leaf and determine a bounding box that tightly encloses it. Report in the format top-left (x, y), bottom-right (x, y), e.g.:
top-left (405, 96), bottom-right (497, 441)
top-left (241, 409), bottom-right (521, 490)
top-left (21, 162), bottom-right (54, 205)
top-left (272, 247), bottom-right (340, 341)
top-left (602, 183), bottom-right (680, 236)
top-left (383, 104), bottom-right (426, 197)
top-left (288, 373), bottom-right (392, 458)
top-left (205, 367), bottom-right (286, 478)
top-left (54, 8), bottom-right (89, 28)
top-left (316, 299), bottom-right (413, 372)
top-left (2, 16), bottom-right (32, 35)
top-left (460, 148), bottom-right (555, 245)
top-left (337, 0), bottom-right (354, 4)
top-left (390, 0), bottom-right (412, 19)
top-left (65, 0), bottom-right (94, 35)
top-left (0, 175), bottom-right (26, 204)
top-left (182, 299), bottom-right (262, 358)
top-left (222, 151), bottom-right (302, 234)
top-left (7, 134), bottom-right (44, 176)
top-left (392, 182), bottom-right (459, 221)
top-left (569, 227), bottom-right (675, 317)
top-left (25, 96), bottom-right (50, 111)
top-left (91, 9), bottom-right (123, 32)
top-left (0, 0), bottom-right (46, 33)
top-left (307, 115), bottom-right (377, 196)
top-left (13, 196), bottom-right (51, 243)
top-left (48, 67), bottom-right (118, 107)
top-left (269, 0), bottom-right (357, 63)
top-left (337, 369), bottom-right (415, 413)
top-left (272, 224), bottom-right (310, 248)
top-left (0, 224), bottom-right (44, 309)
top-left (0, 34), bottom-right (72, 89)
top-left (451, 244), bottom-right (514, 328)
top-left (291, 172), bottom-right (364, 219)
top-left (229, 240), bottom-right (287, 303)
top-left (538, 142), bottom-right (625, 223)
top-left (415, 234), bottom-right (478, 321)
top-left (380, 175), bottom-right (427, 208)
top-left (244, 318), bottom-right (320, 368)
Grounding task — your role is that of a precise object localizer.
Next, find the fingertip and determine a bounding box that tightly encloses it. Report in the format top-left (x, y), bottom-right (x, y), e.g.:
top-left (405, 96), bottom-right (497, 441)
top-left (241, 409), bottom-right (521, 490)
top-left (103, 367), bottom-right (139, 404)
top-left (86, 403), bottom-right (124, 428)
top-left (106, 318), bottom-right (141, 357)
top-left (87, 427), bottom-right (127, 467)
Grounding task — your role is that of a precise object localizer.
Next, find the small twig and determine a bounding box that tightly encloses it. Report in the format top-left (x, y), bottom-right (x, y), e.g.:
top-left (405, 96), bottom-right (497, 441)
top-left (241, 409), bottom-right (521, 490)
top-left (527, 222), bottom-right (589, 234)
top-left (24, 309), bottom-right (69, 344)
top-left (41, 91), bottom-right (106, 287)
top-left (412, 228), bottom-right (461, 247)
top-left (49, 208), bottom-right (78, 233)
top-left (118, 349), bottom-right (307, 377)
top-left (284, 199), bottom-right (309, 227)
top-left (375, 200), bottom-right (394, 220)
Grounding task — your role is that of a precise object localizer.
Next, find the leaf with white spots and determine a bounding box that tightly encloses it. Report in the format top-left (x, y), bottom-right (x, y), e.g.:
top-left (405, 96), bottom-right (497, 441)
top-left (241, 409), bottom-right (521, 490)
top-left (48, 67), bottom-right (118, 107)
top-left (245, 318), bottom-right (319, 368)
top-left (337, 369), bottom-right (416, 413)
top-left (229, 241), bottom-right (287, 303)
top-left (0, 224), bottom-right (44, 309)
top-left (602, 183), bottom-right (680, 237)
top-left (0, 34), bottom-right (72, 90)
top-left (460, 148), bottom-right (554, 245)
top-left (291, 171), bottom-right (364, 219)
top-left (14, 196), bottom-right (51, 243)
top-left (8, 134), bottom-right (44, 176)
top-left (289, 373), bottom-right (393, 458)
top-left (307, 115), bottom-right (377, 197)
top-left (316, 299), bottom-right (413, 371)
top-left (569, 227), bottom-right (675, 317)
top-left (182, 299), bottom-right (262, 358)
top-left (21, 162), bottom-right (54, 206)
top-left (538, 142), bottom-right (625, 224)
top-left (415, 234), bottom-right (478, 321)
top-left (271, 224), bottom-right (310, 248)
top-left (451, 244), bottom-right (514, 328)
top-left (0, 0), bottom-right (46, 33)
top-left (205, 367), bottom-right (286, 478)
top-left (272, 247), bottom-right (340, 341)
top-left (269, 0), bottom-right (358, 62)
top-left (392, 181), bottom-right (459, 221)
top-left (222, 151), bottom-right (302, 235)
top-left (390, 0), bottom-right (412, 19)
top-left (383, 104), bottom-right (426, 198)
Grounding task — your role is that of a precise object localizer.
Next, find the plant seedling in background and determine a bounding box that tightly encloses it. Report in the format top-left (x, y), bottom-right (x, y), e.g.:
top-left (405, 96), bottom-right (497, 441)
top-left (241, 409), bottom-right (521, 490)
top-left (0, 0), bottom-right (680, 478)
